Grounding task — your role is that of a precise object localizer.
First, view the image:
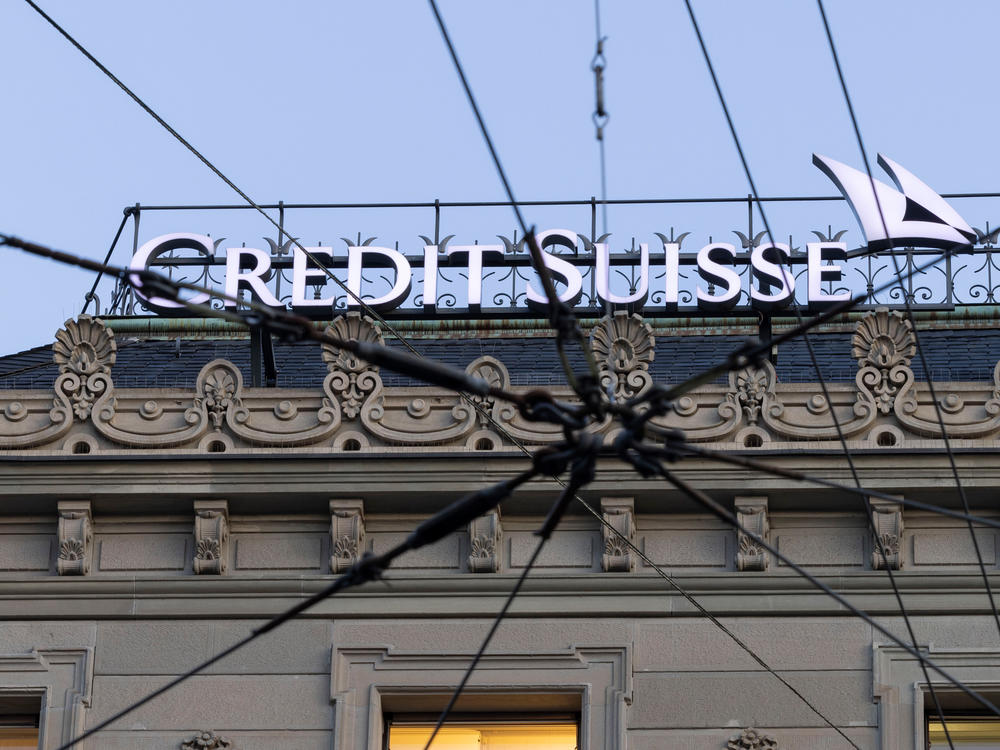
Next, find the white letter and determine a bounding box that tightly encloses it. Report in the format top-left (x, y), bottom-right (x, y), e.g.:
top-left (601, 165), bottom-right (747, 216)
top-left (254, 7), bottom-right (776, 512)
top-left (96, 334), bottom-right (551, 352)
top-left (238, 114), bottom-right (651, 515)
top-left (525, 229), bottom-right (584, 309)
top-left (595, 242), bottom-right (649, 309)
top-left (129, 233), bottom-right (212, 313)
top-left (422, 245), bottom-right (439, 313)
top-left (662, 242), bottom-right (680, 309)
top-left (750, 242), bottom-right (794, 310)
top-left (291, 247), bottom-right (336, 310)
top-left (446, 244), bottom-right (505, 310)
top-left (696, 243), bottom-right (741, 311)
top-left (807, 241), bottom-right (851, 306)
top-left (224, 247), bottom-right (281, 308)
top-left (347, 246), bottom-right (412, 312)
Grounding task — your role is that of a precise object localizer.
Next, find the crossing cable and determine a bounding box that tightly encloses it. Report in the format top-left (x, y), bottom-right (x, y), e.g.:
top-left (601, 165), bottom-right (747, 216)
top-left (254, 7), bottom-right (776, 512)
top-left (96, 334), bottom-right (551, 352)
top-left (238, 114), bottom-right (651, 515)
top-left (420, 435), bottom-right (602, 750)
top-left (815, 0), bottom-right (1000, 649)
top-left (15, 1), bottom-right (996, 742)
top-left (425, 0), bottom-right (602, 404)
top-left (678, 2), bottom-right (958, 744)
top-left (421, 2), bottom-right (859, 744)
top-left (591, 0), bottom-right (610, 236)
top-left (22, 233), bottom-right (998, 748)
top-left (38, 456), bottom-right (576, 750)
top-left (20, 0), bottom-right (589, 397)
top-left (0, 230), bottom-right (863, 744)
top-left (623, 444), bottom-right (1000, 721)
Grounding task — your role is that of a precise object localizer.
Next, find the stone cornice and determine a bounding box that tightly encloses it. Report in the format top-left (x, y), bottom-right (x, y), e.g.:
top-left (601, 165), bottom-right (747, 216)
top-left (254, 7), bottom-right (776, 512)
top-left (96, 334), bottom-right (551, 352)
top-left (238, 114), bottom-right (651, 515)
top-left (0, 571), bottom-right (997, 619)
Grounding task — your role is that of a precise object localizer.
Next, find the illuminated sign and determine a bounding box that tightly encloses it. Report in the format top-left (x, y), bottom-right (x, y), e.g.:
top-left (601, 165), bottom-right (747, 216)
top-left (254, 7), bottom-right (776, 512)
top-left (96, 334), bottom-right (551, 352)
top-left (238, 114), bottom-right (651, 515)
top-left (127, 156), bottom-right (975, 318)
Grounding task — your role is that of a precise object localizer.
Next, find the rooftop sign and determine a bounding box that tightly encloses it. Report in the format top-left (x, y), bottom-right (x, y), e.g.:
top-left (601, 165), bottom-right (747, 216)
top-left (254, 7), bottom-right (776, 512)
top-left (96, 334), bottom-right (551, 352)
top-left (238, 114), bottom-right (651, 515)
top-left (121, 156), bottom-right (984, 319)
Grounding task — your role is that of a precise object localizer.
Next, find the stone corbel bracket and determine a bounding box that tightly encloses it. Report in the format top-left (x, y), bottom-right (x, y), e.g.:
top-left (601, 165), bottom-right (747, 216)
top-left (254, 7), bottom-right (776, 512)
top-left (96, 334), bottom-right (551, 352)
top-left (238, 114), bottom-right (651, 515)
top-left (57, 500), bottom-right (92, 575)
top-left (468, 508), bottom-right (502, 573)
top-left (330, 499), bottom-right (365, 573)
top-left (735, 496), bottom-right (769, 571)
top-left (193, 500), bottom-right (229, 575)
top-left (600, 497), bottom-right (635, 572)
top-left (871, 496), bottom-right (903, 570)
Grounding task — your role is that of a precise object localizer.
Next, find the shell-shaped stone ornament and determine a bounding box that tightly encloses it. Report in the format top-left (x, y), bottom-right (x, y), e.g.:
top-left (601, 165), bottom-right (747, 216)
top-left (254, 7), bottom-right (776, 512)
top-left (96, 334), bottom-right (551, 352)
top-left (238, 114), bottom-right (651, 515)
top-left (52, 315), bottom-right (117, 376)
top-left (590, 311), bottom-right (655, 373)
top-left (322, 312), bottom-right (384, 374)
top-left (852, 307), bottom-right (915, 370)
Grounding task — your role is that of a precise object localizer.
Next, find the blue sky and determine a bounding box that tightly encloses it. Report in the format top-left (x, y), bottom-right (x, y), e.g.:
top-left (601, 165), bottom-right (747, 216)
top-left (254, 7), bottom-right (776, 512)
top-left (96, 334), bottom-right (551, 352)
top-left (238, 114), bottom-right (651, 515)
top-left (3, 1), bottom-right (999, 355)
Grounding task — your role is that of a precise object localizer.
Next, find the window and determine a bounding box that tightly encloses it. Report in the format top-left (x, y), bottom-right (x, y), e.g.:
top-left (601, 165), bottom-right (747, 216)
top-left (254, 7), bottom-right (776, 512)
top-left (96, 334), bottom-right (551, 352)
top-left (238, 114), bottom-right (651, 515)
top-left (387, 715), bottom-right (578, 750)
top-left (0, 696), bottom-right (40, 750)
top-left (928, 715), bottom-right (1000, 748)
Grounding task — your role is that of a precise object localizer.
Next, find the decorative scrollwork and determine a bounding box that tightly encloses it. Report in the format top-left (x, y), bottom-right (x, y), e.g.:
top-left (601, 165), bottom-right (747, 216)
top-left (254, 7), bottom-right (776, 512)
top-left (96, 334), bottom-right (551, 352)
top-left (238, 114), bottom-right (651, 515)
top-left (52, 315), bottom-right (116, 421)
top-left (323, 312), bottom-right (384, 419)
top-left (590, 311), bottom-right (655, 401)
top-left (181, 730), bottom-right (234, 750)
top-left (728, 727), bottom-right (778, 750)
top-left (853, 308), bottom-right (915, 414)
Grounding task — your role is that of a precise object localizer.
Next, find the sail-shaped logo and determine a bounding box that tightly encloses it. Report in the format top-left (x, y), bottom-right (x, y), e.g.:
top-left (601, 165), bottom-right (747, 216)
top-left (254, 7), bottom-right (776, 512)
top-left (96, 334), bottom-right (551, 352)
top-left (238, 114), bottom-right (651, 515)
top-left (813, 153), bottom-right (976, 250)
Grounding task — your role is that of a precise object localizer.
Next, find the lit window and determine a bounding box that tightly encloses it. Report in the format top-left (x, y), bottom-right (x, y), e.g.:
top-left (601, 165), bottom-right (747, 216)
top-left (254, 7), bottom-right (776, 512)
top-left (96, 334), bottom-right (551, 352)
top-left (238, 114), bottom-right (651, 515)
top-left (0, 696), bottom-right (40, 750)
top-left (388, 717), bottom-right (578, 750)
top-left (928, 716), bottom-right (1000, 748)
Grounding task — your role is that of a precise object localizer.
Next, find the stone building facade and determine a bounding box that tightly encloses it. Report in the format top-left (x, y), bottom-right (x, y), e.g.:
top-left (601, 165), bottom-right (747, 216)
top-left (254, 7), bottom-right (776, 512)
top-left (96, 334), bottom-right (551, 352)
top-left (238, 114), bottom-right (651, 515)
top-left (1, 309), bottom-right (999, 749)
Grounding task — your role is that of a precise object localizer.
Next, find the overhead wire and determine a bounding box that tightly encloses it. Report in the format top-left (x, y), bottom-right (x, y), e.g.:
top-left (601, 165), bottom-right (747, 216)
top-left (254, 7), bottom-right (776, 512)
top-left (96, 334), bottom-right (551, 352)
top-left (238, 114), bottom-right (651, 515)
top-left (677, 2), bottom-right (964, 744)
top-left (13, 1), bottom-right (999, 746)
top-left (815, 0), bottom-right (1000, 650)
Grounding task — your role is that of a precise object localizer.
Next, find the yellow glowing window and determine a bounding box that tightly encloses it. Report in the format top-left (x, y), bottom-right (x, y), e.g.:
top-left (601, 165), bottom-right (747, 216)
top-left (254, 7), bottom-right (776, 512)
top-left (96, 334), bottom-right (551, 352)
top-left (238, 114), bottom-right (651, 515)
top-left (929, 716), bottom-right (1000, 747)
top-left (388, 720), bottom-right (578, 749)
top-left (0, 728), bottom-right (39, 750)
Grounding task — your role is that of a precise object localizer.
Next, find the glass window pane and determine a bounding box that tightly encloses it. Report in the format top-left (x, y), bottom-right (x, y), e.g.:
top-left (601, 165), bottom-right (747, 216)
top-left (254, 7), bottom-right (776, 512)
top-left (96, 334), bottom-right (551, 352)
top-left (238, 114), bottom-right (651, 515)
top-left (0, 728), bottom-right (39, 750)
top-left (929, 718), bottom-right (1000, 748)
top-left (388, 721), bottom-right (577, 750)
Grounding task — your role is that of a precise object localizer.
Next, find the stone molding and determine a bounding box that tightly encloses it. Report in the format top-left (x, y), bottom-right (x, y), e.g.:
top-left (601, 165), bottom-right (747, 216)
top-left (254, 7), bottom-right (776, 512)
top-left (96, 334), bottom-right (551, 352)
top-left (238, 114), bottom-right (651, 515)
top-left (467, 508), bottom-right (501, 573)
top-left (0, 648), bottom-right (93, 746)
top-left (6, 310), bottom-right (1000, 453)
top-left (57, 500), bottom-right (92, 576)
top-left (735, 496), bottom-right (769, 572)
top-left (873, 644), bottom-right (1000, 750)
top-left (193, 500), bottom-right (229, 575)
top-left (330, 499), bottom-right (365, 573)
top-left (870, 497), bottom-right (903, 570)
top-left (600, 497), bottom-right (635, 573)
top-left (332, 644), bottom-right (630, 750)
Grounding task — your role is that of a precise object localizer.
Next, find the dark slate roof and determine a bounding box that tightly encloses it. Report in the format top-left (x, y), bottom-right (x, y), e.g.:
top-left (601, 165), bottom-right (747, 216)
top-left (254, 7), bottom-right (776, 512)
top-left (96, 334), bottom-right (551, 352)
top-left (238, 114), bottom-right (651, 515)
top-left (3, 330), bottom-right (1000, 390)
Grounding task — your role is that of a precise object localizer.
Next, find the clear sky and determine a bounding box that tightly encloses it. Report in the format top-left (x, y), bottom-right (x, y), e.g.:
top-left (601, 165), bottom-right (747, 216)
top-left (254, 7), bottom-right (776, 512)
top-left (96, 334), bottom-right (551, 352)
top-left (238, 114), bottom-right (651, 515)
top-left (3, 1), bottom-right (999, 355)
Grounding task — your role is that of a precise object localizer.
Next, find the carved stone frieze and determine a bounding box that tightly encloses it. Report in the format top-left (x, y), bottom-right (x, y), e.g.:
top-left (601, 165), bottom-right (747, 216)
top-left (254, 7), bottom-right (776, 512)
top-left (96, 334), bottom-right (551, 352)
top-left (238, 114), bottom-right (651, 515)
top-left (468, 508), bottom-right (501, 573)
top-left (728, 727), bottom-right (778, 749)
top-left (871, 497), bottom-right (903, 570)
top-left (330, 499), bottom-right (365, 573)
top-left (193, 500), bottom-right (229, 575)
top-left (322, 312), bottom-right (384, 419)
top-left (854, 307), bottom-right (915, 415)
top-left (181, 731), bottom-right (233, 749)
top-left (600, 497), bottom-right (635, 572)
top-left (729, 363), bottom-right (775, 427)
top-left (590, 312), bottom-right (655, 401)
top-left (57, 500), bottom-right (92, 576)
top-left (735, 496), bottom-right (769, 572)
top-left (52, 315), bottom-right (117, 421)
